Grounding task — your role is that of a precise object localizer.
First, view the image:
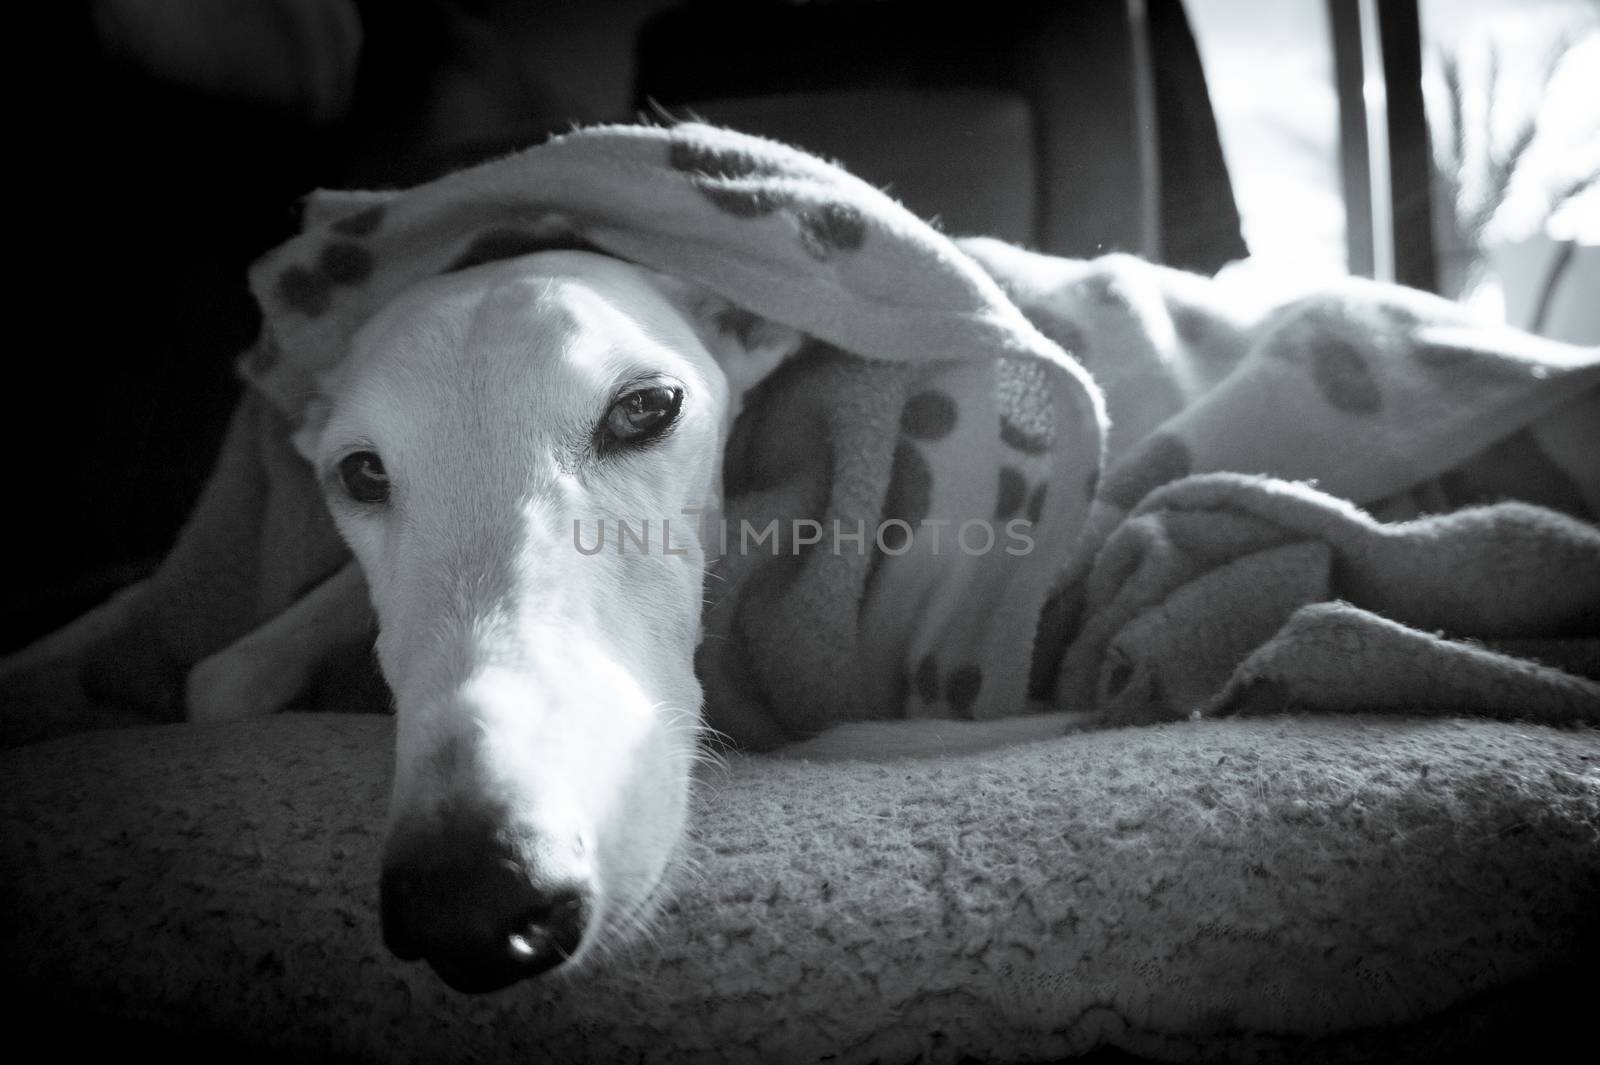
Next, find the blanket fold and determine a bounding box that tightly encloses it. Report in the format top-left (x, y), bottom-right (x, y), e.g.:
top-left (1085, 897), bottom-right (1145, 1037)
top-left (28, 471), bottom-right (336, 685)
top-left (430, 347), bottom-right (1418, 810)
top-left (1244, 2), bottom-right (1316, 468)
top-left (958, 240), bottom-right (1599, 724)
top-left (1056, 473), bottom-right (1600, 726)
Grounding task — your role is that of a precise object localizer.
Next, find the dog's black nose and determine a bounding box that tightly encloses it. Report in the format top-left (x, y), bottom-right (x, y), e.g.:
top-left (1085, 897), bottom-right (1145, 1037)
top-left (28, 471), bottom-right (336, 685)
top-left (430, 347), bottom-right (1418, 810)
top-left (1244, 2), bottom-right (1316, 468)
top-left (380, 812), bottom-right (592, 993)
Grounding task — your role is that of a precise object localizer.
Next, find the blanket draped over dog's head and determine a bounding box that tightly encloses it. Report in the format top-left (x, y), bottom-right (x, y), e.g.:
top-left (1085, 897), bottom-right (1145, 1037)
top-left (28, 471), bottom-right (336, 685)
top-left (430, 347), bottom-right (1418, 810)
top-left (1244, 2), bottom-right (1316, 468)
top-left (225, 121), bottom-right (1599, 741)
top-left (243, 122), bottom-right (1108, 736)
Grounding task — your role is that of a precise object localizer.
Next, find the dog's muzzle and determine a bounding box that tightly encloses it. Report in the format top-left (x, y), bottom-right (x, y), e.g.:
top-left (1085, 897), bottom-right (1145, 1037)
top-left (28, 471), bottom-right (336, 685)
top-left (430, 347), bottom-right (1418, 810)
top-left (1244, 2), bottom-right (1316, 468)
top-left (380, 805), bottom-right (593, 993)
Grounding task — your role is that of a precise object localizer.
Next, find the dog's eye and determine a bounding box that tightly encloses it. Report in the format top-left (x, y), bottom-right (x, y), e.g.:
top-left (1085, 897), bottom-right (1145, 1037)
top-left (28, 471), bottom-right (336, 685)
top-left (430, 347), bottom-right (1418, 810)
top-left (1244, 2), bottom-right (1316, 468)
top-left (338, 450), bottom-right (390, 504)
top-left (602, 386), bottom-right (683, 448)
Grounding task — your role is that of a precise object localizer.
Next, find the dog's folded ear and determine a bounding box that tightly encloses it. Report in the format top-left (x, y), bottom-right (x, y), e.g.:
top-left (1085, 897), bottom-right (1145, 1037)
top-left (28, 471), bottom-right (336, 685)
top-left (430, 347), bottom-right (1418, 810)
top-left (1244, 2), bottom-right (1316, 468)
top-left (289, 372), bottom-right (342, 466)
top-left (648, 276), bottom-right (810, 418)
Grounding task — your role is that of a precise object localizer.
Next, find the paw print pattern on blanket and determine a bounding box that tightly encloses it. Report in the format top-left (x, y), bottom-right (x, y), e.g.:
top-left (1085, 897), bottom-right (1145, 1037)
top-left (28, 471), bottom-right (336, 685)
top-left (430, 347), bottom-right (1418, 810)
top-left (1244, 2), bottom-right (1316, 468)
top-left (17, 119), bottom-right (1585, 747)
top-left (273, 202), bottom-right (389, 317)
top-left (1035, 264), bottom-right (1600, 723)
top-left (274, 210), bottom-right (592, 322)
top-left (997, 255), bottom-right (1210, 466)
top-left (1256, 296), bottom-right (1410, 415)
top-left (275, 244), bottom-right (372, 317)
top-left (953, 238), bottom-right (1598, 724)
top-left (668, 135), bottom-right (868, 261)
top-left (912, 653), bottom-right (983, 717)
top-left (229, 121), bottom-right (1599, 742)
top-left (993, 359), bottom-right (1055, 527)
top-left (710, 333), bottom-right (1076, 730)
top-left (861, 387), bottom-right (961, 710)
top-left (863, 354), bottom-right (1067, 721)
top-left (1099, 434), bottom-right (1193, 511)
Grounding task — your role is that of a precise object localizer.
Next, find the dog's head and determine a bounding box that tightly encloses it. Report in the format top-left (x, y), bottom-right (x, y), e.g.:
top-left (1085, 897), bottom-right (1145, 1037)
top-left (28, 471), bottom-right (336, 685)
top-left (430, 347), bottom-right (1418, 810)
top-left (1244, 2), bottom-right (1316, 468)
top-left (293, 249), bottom-right (795, 991)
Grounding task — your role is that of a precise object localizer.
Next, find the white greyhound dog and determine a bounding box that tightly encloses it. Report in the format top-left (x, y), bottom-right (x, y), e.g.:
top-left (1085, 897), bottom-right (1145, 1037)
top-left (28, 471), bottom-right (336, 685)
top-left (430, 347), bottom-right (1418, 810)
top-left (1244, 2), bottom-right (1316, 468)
top-left (268, 248), bottom-right (1071, 992)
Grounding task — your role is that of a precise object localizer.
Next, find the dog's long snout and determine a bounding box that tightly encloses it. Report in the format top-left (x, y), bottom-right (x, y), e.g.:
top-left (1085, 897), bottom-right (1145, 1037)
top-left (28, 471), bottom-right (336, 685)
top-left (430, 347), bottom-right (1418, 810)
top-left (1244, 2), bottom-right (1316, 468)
top-left (380, 809), bottom-right (593, 993)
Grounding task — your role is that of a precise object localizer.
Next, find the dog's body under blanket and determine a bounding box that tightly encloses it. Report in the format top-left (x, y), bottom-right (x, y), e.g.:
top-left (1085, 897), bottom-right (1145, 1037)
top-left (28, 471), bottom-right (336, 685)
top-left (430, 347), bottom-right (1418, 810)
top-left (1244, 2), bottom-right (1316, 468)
top-left (5, 121), bottom-right (1595, 747)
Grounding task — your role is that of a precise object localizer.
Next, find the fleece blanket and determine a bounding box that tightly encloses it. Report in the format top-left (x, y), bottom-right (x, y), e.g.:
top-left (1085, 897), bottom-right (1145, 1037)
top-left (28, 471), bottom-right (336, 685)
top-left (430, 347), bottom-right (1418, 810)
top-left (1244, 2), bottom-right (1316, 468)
top-left (954, 240), bottom-right (1600, 727)
top-left (8, 120), bottom-right (1595, 749)
top-left (238, 122), bottom-right (1104, 737)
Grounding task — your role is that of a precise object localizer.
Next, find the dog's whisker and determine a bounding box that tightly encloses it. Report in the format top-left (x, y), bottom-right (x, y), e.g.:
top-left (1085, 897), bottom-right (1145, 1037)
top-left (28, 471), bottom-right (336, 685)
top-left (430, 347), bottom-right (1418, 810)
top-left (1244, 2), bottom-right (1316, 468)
top-left (691, 748), bottom-right (729, 774)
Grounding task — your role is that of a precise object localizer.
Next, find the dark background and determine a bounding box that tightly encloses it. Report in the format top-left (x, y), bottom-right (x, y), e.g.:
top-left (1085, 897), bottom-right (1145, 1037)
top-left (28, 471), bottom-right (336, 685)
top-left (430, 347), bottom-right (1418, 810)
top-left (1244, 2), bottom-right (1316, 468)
top-left (8, 0), bottom-right (1244, 653)
top-left (8, 1), bottom-right (663, 651)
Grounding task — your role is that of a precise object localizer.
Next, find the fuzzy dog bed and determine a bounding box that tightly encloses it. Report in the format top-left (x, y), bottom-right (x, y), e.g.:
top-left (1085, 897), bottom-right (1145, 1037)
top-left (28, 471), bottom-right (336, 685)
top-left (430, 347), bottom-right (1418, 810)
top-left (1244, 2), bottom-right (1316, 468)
top-left (3, 123), bottom-right (1599, 1063)
top-left (4, 715), bottom-right (1598, 1064)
